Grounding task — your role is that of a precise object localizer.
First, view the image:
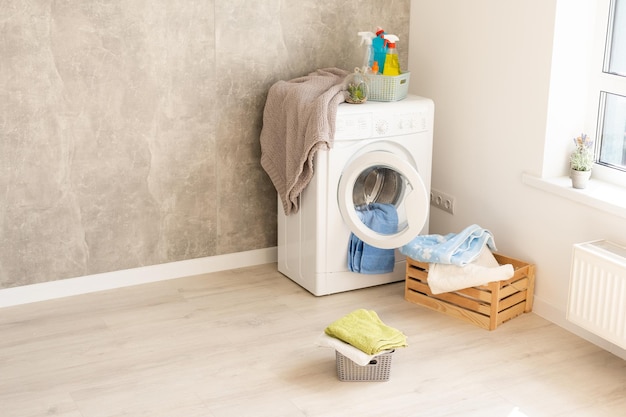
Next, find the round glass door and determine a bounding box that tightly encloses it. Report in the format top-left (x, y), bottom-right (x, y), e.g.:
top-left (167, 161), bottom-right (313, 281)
top-left (337, 151), bottom-right (428, 249)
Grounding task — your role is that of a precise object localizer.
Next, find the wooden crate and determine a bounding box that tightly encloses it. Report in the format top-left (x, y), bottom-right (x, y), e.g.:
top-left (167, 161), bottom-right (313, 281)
top-left (405, 254), bottom-right (535, 330)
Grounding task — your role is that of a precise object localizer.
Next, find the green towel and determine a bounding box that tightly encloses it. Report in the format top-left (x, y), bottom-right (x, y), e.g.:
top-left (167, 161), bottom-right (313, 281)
top-left (324, 309), bottom-right (407, 355)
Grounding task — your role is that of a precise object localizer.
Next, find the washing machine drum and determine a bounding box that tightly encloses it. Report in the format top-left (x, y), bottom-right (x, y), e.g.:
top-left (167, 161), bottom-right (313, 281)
top-left (338, 150), bottom-right (429, 250)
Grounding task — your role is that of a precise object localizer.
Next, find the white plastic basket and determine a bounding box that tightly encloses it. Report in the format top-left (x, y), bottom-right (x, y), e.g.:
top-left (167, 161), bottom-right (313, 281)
top-left (335, 350), bottom-right (394, 382)
top-left (368, 72), bottom-right (410, 102)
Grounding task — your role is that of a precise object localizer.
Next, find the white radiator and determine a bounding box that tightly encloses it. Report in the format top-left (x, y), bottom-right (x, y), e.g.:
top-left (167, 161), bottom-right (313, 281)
top-left (567, 240), bottom-right (626, 349)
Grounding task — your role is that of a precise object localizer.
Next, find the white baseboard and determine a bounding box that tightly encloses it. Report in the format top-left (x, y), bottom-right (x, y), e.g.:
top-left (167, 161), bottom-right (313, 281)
top-left (0, 247), bottom-right (278, 308)
top-left (532, 295), bottom-right (626, 361)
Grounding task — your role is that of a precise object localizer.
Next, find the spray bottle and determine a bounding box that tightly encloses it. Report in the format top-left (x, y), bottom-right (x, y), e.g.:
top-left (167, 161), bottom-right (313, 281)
top-left (371, 27), bottom-right (387, 74)
top-left (382, 34), bottom-right (400, 76)
top-left (357, 31), bottom-right (375, 73)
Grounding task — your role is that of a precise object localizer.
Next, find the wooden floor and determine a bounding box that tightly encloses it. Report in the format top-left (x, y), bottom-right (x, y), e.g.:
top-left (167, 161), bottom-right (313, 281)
top-left (1, 263), bottom-right (625, 417)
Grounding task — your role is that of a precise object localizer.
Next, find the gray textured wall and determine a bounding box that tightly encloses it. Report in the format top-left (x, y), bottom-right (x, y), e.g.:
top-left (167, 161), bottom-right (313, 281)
top-left (0, 1), bottom-right (410, 289)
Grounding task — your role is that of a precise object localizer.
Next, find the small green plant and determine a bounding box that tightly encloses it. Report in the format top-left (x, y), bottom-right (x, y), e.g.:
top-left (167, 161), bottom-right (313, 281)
top-left (570, 133), bottom-right (594, 172)
top-left (347, 82), bottom-right (367, 103)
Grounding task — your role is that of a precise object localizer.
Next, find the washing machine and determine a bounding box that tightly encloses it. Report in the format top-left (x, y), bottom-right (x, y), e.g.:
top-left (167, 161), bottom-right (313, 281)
top-left (277, 94), bottom-right (433, 296)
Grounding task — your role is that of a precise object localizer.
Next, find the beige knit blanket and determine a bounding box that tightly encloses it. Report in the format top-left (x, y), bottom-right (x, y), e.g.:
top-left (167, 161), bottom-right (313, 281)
top-left (260, 67), bottom-right (349, 215)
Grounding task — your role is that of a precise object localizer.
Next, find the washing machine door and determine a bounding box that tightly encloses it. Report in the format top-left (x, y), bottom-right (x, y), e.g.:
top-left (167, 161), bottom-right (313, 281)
top-left (337, 150), bottom-right (428, 250)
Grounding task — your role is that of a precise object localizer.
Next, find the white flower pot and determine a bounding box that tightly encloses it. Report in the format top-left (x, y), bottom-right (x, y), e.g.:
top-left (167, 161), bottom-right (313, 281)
top-left (570, 169), bottom-right (591, 189)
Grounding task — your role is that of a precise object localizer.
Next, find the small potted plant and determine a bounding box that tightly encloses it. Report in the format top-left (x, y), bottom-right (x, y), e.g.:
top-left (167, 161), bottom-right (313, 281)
top-left (344, 69), bottom-right (369, 104)
top-left (570, 133), bottom-right (594, 189)
top-left (346, 81), bottom-right (368, 104)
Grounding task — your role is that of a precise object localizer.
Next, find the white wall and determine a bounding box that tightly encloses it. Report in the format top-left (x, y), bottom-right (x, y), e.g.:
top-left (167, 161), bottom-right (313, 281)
top-left (409, 0), bottom-right (626, 359)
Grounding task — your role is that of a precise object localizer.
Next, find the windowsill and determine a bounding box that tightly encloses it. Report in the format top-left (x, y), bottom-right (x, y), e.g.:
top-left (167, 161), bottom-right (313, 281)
top-left (522, 173), bottom-right (626, 220)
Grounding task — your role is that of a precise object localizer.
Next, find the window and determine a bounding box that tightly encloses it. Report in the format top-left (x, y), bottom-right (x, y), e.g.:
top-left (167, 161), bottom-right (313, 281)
top-left (595, 0), bottom-right (626, 177)
top-left (522, 0), bottom-right (626, 219)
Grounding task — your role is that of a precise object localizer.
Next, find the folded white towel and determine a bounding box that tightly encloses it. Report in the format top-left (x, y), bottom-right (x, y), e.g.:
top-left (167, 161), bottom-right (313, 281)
top-left (316, 333), bottom-right (393, 366)
top-left (427, 247), bottom-right (514, 294)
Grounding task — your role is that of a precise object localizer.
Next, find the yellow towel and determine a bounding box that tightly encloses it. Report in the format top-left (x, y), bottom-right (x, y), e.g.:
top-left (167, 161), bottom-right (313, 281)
top-left (324, 309), bottom-right (407, 355)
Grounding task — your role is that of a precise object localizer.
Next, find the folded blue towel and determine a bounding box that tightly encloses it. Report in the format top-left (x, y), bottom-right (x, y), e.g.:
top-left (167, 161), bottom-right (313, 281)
top-left (348, 203), bottom-right (398, 274)
top-left (399, 224), bottom-right (496, 266)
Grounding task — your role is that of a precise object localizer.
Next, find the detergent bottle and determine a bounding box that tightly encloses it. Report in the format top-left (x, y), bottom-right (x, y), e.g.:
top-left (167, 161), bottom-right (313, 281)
top-left (371, 27), bottom-right (387, 74)
top-left (357, 31), bottom-right (375, 72)
top-left (382, 34), bottom-right (400, 76)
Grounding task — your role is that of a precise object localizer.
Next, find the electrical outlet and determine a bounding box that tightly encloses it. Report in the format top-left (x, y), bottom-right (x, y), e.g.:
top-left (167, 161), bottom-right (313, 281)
top-left (430, 188), bottom-right (456, 214)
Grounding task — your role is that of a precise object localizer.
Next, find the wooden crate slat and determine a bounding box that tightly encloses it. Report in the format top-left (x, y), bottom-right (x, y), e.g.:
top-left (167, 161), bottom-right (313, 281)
top-left (405, 289), bottom-right (491, 330)
top-left (407, 277), bottom-right (492, 315)
top-left (454, 286), bottom-right (493, 303)
top-left (497, 290), bottom-right (528, 312)
top-left (406, 272), bottom-right (427, 282)
top-left (524, 265), bottom-right (536, 312)
top-left (493, 254), bottom-right (527, 269)
top-left (496, 302), bottom-right (527, 326)
top-left (498, 277), bottom-right (530, 299)
top-left (406, 277), bottom-right (430, 293)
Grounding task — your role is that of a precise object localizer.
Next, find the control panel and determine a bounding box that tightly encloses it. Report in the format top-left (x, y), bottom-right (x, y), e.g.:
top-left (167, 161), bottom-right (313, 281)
top-left (335, 110), bottom-right (428, 141)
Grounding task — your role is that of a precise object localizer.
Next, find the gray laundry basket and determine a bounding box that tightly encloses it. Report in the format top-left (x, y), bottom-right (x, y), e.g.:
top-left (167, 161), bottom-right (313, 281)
top-left (335, 350), bottom-right (394, 382)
